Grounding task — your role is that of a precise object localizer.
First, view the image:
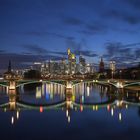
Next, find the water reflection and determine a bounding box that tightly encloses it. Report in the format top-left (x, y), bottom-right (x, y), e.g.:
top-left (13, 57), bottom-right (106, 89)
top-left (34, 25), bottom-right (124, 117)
top-left (18, 83), bottom-right (65, 105)
top-left (0, 82), bottom-right (140, 125)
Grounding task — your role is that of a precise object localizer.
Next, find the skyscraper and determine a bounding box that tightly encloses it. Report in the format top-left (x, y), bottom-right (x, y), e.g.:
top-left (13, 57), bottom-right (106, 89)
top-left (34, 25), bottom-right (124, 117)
top-left (99, 57), bottom-right (104, 73)
top-left (79, 54), bottom-right (86, 66)
top-left (110, 61), bottom-right (116, 72)
top-left (110, 61), bottom-right (116, 79)
top-left (67, 48), bottom-right (76, 74)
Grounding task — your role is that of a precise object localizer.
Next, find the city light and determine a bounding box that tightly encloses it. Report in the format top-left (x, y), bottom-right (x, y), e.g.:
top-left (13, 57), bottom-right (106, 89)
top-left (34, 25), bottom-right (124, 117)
top-left (68, 116), bottom-right (70, 123)
top-left (119, 113), bottom-right (122, 121)
top-left (1, 0), bottom-right (140, 139)
top-left (66, 110), bottom-right (69, 117)
top-left (40, 106), bottom-right (43, 113)
top-left (111, 108), bottom-right (114, 116)
top-left (17, 111), bottom-right (19, 119)
top-left (87, 86), bottom-right (90, 96)
top-left (80, 105), bottom-right (83, 112)
top-left (11, 116), bottom-right (14, 125)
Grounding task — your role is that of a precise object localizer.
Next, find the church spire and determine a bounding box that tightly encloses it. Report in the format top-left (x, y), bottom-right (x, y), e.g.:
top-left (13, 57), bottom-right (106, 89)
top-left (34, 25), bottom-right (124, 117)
top-left (101, 57), bottom-right (103, 62)
top-left (99, 57), bottom-right (104, 73)
top-left (8, 60), bottom-right (11, 72)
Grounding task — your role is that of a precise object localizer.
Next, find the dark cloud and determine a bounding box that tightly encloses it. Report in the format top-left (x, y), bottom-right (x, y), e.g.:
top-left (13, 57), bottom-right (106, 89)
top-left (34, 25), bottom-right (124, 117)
top-left (21, 44), bottom-right (48, 54)
top-left (49, 50), bottom-right (98, 58)
top-left (103, 9), bottom-right (140, 25)
top-left (66, 39), bottom-right (82, 51)
top-left (125, 16), bottom-right (140, 25)
top-left (74, 50), bottom-right (98, 57)
top-left (86, 23), bottom-right (106, 33)
top-left (111, 27), bottom-right (139, 34)
top-left (22, 44), bottom-right (68, 56)
top-left (62, 16), bottom-right (107, 36)
top-left (78, 21), bottom-right (107, 36)
top-left (124, 42), bottom-right (140, 47)
top-left (63, 17), bottom-right (83, 26)
top-left (23, 31), bottom-right (75, 40)
top-left (104, 42), bottom-right (135, 59)
top-left (0, 52), bottom-right (63, 70)
top-left (48, 51), bottom-right (67, 56)
top-left (135, 48), bottom-right (140, 59)
top-left (103, 42), bottom-right (140, 67)
top-left (123, 0), bottom-right (140, 9)
top-left (0, 53), bottom-right (40, 70)
top-left (51, 50), bottom-right (98, 58)
top-left (65, 39), bottom-right (98, 57)
top-left (0, 50), bottom-right (5, 53)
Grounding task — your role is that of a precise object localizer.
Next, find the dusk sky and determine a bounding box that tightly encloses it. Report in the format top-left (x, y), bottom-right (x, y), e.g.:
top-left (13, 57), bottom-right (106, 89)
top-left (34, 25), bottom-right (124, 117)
top-left (0, 0), bottom-right (140, 70)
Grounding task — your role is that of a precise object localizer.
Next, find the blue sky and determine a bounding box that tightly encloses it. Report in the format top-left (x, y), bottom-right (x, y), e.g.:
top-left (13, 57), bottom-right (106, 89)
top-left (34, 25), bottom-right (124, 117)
top-left (0, 0), bottom-right (140, 70)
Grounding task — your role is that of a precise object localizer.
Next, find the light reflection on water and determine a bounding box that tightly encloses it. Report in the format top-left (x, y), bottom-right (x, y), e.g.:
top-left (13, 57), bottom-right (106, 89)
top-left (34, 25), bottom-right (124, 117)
top-left (0, 82), bottom-right (140, 140)
top-left (18, 83), bottom-right (65, 105)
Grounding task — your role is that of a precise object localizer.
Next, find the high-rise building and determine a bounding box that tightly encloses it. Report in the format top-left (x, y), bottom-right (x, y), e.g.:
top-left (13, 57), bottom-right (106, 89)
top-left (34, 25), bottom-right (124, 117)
top-left (79, 54), bottom-right (86, 74)
top-left (110, 61), bottom-right (116, 79)
top-left (99, 57), bottom-right (104, 73)
top-left (60, 57), bottom-right (66, 74)
top-left (79, 54), bottom-right (86, 66)
top-left (110, 61), bottom-right (116, 72)
top-left (67, 48), bottom-right (76, 74)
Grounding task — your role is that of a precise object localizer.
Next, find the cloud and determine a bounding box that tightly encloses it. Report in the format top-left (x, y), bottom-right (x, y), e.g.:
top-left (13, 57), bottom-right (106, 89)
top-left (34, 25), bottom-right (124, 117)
top-left (65, 39), bottom-right (98, 57)
top-left (0, 51), bottom-right (63, 70)
top-left (104, 42), bottom-right (135, 59)
top-left (21, 44), bottom-right (48, 54)
top-left (86, 23), bottom-right (106, 33)
top-left (48, 51), bottom-right (67, 56)
top-left (63, 17), bottom-right (84, 26)
top-left (62, 16), bottom-right (107, 36)
top-left (103, 9), bottom-right (140, 25)
top-left (123, 0), bottom-right (140, 9)
top-left (23, 31), bottom-right (75, 40)
top-left (135, 48), bottom-right (140, 59)
top-left (103, 42), bottom-right (140, 67)
top-left (75, 50), bottom-right (98, 57)
top-left (21, 44), bottom-right (68, 56)
top-left (0, 50), bottom-right (5, 53)
top-left (49, 50), bottom-right (98, 58)
top-left (78, 21), bottom-right (107, 36)
top-left (66, 39), bottom-right (82, 51)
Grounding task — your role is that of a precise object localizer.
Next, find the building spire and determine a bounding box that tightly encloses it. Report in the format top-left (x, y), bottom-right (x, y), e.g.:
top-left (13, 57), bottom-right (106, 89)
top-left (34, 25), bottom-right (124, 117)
top-left (67, 48), bottom-right (71, 55)
top-left (8, 60), bottom-right (11, 72)
top-left (99, 57), bottom-right (104, 73)
top-left (101, 57), bottom-right (103, 62)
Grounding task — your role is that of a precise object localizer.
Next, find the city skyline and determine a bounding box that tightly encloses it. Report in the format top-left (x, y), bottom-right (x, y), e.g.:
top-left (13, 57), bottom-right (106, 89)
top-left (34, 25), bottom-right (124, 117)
top-left (0, 0), bottom-right (140, 70)
top-left (0, 1), bottom-right (140, 140)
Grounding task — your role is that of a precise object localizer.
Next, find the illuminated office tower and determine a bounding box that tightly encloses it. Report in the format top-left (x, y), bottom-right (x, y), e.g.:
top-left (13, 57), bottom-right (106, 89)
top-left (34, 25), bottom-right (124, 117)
top-left (110, 61), bottom-right (116, 79)
top-left (67, 48), bottom-right (76, 74)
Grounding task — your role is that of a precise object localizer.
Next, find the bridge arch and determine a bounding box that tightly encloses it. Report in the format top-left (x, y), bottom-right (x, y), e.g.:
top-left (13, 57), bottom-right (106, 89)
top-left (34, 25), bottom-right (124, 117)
top-left (16, 80), bottom-right (66, 88)
top-left (73, 99), bottom-right (116, 109)
top-left (0, 83), bottom-right (8, 88)
top-left (72, 80), bottom-right (94, 87)
top-left (123, 82), bottom-right (140, 88)
top-left (16, 101), bottom-right (66, 110)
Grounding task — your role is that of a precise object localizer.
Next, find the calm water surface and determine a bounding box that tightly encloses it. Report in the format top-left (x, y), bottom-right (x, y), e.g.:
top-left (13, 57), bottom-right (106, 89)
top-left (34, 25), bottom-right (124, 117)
top-left (0, 82), bottom-right (140, 140)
